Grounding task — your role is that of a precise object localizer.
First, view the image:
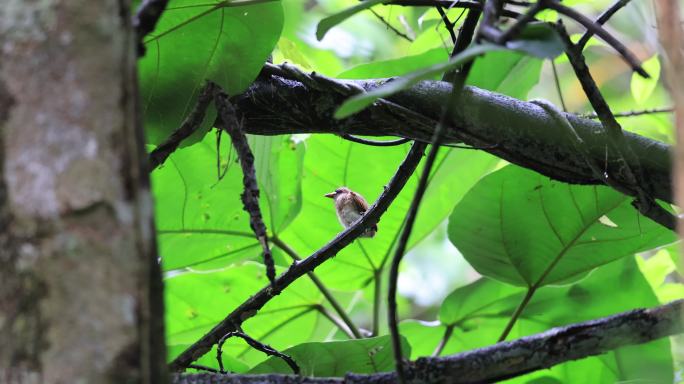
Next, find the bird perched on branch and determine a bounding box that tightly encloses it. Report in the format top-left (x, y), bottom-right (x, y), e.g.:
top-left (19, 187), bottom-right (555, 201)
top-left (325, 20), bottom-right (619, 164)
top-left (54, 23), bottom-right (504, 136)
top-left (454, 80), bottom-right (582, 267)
top-left (324, 187), bottom-right (377, 238)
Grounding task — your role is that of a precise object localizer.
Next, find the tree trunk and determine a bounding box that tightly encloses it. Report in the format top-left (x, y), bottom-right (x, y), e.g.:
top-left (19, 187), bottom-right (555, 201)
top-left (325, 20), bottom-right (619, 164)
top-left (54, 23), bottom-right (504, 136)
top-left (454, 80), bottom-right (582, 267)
top-left (0, 1), bottom-right (166, 383)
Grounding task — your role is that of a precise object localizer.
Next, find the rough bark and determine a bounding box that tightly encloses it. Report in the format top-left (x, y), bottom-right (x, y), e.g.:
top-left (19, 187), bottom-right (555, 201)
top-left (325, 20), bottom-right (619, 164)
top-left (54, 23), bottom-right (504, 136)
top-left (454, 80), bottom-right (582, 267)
top-left (0, 1), bottom-right (166, 383)
top-left (171, 300), bottom-right (684, 384)
top-left (233, 75), bottom-right (672, 203)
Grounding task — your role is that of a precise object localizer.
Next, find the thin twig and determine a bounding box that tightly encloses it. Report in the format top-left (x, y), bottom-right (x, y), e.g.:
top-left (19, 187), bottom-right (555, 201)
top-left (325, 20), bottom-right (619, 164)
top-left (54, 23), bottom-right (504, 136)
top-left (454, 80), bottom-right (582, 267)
top-left (187, 364), bottom-right (220, 374)
top-left (580, 107), bottom-right (674, 119)
top-left (496, 0), bottom-right (546, 43)
top-left (148, 81), bottom-right (217, 170)
top-left (216, 331), bottom-right (300, 374)
top-left (340, 134), bottom-right (411, 147)
top-left (313, 304), bottom-right (357, 339)
top-left (371, 268), bottom-right (382, 337)
top-left (133, 0), bottom-right (169, 56)
top-left (556, 23), bottom-right (676, 230)
top-left (214, 87), bottom-right (276, 282)
top-left (387, 0), bottom-right (527, 19)
top-left (369, 8), bottom-right (414, 42)
top-left (547, 1), bottom-right (648, 77)
top-left (169, 142), bottom-right (426, 371)
top-left (432, 324), bottom-right (455, 357)
top-left (271, 236), bottom-right (363, 338)
top-left (435, 5), bottom-right (457, 44)
top-left (577, 0), bottom-right (632, 50)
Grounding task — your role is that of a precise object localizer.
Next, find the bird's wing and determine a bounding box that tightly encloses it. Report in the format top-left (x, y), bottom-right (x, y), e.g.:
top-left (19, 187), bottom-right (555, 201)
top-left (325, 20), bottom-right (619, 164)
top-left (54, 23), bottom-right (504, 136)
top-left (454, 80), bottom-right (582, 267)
top-left (350, 192), bottom-right (369, 213)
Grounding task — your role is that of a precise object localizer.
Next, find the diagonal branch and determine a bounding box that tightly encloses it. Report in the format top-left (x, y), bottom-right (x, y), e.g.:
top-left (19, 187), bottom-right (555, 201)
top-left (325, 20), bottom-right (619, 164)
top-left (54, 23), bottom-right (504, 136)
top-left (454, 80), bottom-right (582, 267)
top-left (577, 0), bottom-right (632, 50)
top-left (214, 87), bottom-right (276, 282)
top-left (556, 23), bottom-right (677, 230)
top-left (168, 141), bottom-right (427, 371)
top-left (133, 0), bottom-right (169, 57)
top-left (171, 299), bottom-right (684, 383)
top-left (148, 81), bottom-right (217, 170)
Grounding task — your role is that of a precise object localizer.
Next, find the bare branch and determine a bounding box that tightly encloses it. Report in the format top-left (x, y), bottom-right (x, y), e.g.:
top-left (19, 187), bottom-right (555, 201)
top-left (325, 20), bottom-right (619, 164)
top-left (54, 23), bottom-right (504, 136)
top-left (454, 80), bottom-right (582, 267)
top-left (556, 23), bottom-right (676, 230)
top-left (547, 1), bottom-right (648, 77)
top-left (148, 82), bottom-right (217, 170)
top-left (214, 87), bottom-right (276, 282)
top-left (577, 0), bottom-right (632, 50)
top-left (217, 331), bottom-right (299, 374)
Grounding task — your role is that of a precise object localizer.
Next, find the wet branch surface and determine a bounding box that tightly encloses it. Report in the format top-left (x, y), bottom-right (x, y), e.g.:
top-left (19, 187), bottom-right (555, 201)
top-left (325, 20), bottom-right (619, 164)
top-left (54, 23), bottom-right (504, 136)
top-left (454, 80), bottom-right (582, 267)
top-left (231, 74), bottom-right (672, 204)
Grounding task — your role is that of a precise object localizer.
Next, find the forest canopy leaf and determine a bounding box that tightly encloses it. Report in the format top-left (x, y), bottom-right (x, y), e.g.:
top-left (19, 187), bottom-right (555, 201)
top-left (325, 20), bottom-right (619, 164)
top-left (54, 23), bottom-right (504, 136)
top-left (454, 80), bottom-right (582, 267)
top-left (447, 165), bottom-right (675, 287)
top-left (139, 0), bottom-right (283, 144)
top-left (315, 0), bottom-right (386, 41)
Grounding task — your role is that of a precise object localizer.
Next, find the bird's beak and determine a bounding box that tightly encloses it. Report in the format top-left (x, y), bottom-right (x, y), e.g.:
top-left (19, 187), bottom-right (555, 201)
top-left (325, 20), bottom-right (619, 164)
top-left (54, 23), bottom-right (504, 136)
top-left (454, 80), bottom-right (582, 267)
top-left (324, 192), bottom-right (336, 198)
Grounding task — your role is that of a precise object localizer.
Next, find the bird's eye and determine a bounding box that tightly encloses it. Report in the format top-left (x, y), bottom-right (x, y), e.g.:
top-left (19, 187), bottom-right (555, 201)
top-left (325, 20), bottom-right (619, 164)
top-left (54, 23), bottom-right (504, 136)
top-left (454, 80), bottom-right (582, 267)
top-left (335, 189), bottom-right (341, 193)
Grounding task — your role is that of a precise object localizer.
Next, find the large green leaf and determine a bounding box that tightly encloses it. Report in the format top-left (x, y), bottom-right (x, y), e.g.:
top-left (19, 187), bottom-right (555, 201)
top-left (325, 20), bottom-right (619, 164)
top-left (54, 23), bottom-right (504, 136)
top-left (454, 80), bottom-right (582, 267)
top-left (448, 165), bottom-right (675, 287)
top-left (405, 257), bottom-right (673, 383)
top-left (279, 135), bottom-right (499, 289)
top-left (505, 23), bottom-right (564, 59)
top-left (152, 133), bottom-right (304, 270)
top-left (251, 135), bottom-right (305, 234)
top-left (315, 0), bottom-right (385, 41)
top-left (248, 335), bottom-right (410, 376)
top-left (165, 262), bottom-right (323, 369)
top-left (467, 51), bottom-right (542, 100)
top-left (139, 0), bottom-right (283, 144)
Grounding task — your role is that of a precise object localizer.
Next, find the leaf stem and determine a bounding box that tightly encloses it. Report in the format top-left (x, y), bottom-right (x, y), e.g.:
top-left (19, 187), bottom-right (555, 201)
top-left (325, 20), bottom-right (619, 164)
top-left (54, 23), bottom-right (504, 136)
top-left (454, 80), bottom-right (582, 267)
top-left (432, 324), bottom-right (455, 357)
top-left (372, 268), bottom-right (382, 336)
top-left (272, 236), bottom-right (363, 339)
top-left (497, 286), bottom-right (537, 342)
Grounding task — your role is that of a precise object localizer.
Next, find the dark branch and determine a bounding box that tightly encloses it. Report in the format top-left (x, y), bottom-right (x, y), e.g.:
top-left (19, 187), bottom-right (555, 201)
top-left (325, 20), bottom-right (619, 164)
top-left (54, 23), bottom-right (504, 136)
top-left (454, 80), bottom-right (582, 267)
top-left (214, 88), bottom-right (276, 282)
top-left (217, 331), bottom-right (299, 375)
top-left (581, 106), bottom-right (673, 119)
top-left (148, 81), bottom-right (217, 170)
top-left (172, 300), bottom-right (684, 383)
top-left (235, 73), bottom-right (672, 205)
top-left (339, 135), bottom-right (411, 147)
top-left (556, 23), bottom-right (677, 230)
top-left (169, 142), bottom-right (427, 371)
top-left (133, 0), bottom-right (169, 57)
top-left (577, 0), bottom-right (632, 50)
top-left (546, 1), bottom-right (648, 77)
top-left (369, 9), bottom-right (414, 42)
top-left (388, 0), bottom-right (526, 19)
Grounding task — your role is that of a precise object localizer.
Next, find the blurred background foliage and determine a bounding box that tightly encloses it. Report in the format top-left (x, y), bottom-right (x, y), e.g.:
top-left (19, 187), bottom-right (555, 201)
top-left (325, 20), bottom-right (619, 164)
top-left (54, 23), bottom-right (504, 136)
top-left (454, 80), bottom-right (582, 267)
top-left (142, 0), bottom-right (684, 382)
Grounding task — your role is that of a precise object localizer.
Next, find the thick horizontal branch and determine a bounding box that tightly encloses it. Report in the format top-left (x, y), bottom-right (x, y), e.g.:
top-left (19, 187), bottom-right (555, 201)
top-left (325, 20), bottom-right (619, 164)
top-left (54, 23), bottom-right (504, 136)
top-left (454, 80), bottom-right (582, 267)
top-left (232, 75), bottom-right (673, 203)
top-left (172, 299), bottom-right (684, 383)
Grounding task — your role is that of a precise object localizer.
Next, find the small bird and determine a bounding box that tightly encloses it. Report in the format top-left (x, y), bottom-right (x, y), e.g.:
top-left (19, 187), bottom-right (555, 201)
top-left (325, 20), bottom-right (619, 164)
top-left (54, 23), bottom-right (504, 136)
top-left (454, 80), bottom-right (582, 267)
top-left (324, 187), bottom-right (377, 238)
